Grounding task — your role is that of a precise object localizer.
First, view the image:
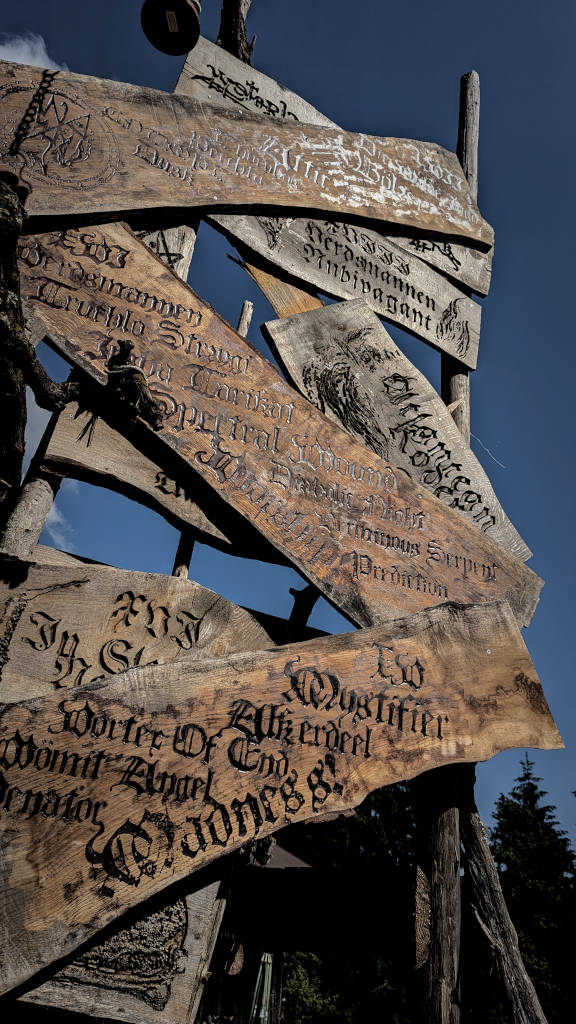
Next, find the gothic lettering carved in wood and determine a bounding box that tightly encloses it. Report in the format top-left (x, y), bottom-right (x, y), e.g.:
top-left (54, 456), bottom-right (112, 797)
top-left (177, 36), bottom-right (492, 299)
top-left (40, 401), bottom-right (284, 562)
top-left (19, 224), bottom-right (541, 627)
top-left (0, 555), bottom-right (274, 704)
top-left (0, 61), bottom-right (492, 246)
top-left (0, 599), bottom-right (562, 995)
top-left (265, 300), bottom-right (530, 561)
top-left (0, 552), bottom-right (277, 1019)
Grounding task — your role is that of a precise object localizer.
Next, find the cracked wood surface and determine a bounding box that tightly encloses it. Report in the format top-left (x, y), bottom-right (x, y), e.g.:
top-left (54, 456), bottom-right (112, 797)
top-left (0, 61), bottom-right (492, 246)
top-left (18, 223), bottom-right (541, 628)
top-left (0, 599), bottom-right (562, 995)
top-left (264, 299), bottom-right (530, 561)
top-left (177, 37), bottom-right (492, 301)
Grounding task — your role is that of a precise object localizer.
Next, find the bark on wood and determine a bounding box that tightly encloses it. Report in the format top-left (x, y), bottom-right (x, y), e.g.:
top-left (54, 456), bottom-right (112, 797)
top-left (0, 61), bottom-right (492, 246)
top-left (19, 223), bottom-right (542, 628)
top-left (177, 37), bottom-right (493, 296)
top-left (0, 598), bottom-right (562, 995)
top-left (265, 299), bottom-right (530, 561)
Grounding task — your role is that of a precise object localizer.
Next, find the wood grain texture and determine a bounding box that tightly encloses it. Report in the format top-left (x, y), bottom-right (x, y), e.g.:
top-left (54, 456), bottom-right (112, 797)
top-left (264, 299), bottom-right (530, 561)
top-left (242, 258), bottom-right (324, 318)
top-left (212, 213), bottom-right (483, 366)
top-left (0, 555), bottom-right (275, 704)
top-left (0, 599), bottom-right (562, 995)
top-left (20, 884), bottom-right (225, 1024)
top-left (1, 550), bottom-right (276, 1019)
top-left (0, 61), bottom-right (492, 245)
top-left (177, 37), bottom-right (493, 296)
top-left (19, 223), bottom-right (542, 627)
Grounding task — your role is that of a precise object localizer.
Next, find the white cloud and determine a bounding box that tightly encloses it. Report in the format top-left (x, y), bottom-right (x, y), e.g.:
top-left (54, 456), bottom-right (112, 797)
top-left (43, 502), bottom-right (74, 550)
top-left (0, 32), bottom-right (68, 71)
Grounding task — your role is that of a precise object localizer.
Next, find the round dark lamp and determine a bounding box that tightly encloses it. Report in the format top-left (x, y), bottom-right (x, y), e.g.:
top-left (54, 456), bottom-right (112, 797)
top-left (141, 0), bottom-right (202, 56)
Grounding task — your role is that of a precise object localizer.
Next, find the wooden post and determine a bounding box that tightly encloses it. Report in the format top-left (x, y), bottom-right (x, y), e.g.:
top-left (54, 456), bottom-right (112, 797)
top-left (418, 70), bottom-right (481, 1024)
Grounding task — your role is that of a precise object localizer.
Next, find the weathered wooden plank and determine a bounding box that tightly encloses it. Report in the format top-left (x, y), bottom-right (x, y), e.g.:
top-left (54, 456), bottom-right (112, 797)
top-left (214, 214), bottom-right (483, 367)
top-left (0, 61), bottom-right (492, 245)
top-left (19, 223), bottom-right (541, 627)
top-left (0, 599), bottom-right (562, 995)
top-left (19, 885), bottom-right (225, 1024)
top-left (0, 551), bottom-right (277, 1019)
top-left (39, 401), bottom-right (289, 565)
top-left (177, 36), bottom-right (492, 297)
top-left (264, 300), bottom-right (530, 561)
top-left (41, 401), bottom-right (238, 553)
top-left (0, 555), bottom-right (275, 704)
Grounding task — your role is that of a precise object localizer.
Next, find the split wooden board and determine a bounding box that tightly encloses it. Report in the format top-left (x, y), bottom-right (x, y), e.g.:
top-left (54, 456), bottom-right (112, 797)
top-left (19, 223), bottom-right (542, 627)
top-left (0, 599), bottom-right (562, 995)
top-left (265, 300), bottom-right (530, 562)
top-left (179, 37), bottom-right (493, 297)
top-left (0, 60), bottom-right (492, 246)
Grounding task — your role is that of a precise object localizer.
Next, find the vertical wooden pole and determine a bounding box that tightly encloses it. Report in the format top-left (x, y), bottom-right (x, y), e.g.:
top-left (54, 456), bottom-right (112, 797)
top-left (440, 70), bottom-right (479, 444)
top-left (418, 70), bottom-right (481, 1024)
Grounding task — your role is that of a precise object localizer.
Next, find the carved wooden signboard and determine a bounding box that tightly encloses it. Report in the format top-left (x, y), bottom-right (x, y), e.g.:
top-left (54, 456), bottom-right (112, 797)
top-left (19, 224), bottom-right (541, 628)
top-left (212, 213), bottom-right (483, 367)
top-left (178, 37), bottom-right (493, 298)
top-left (0, 599), bottom-right (563, 994)
top-left (40, 401), bottom-right (277, 561)
top-left (0, 552), bottom-right (278, 1021)
top-left (265, 299), bottom-right (530, 562)
top-left (0, 555), bottom-right (274, 704)
top-left (0, 61), bottom-right (492, 245)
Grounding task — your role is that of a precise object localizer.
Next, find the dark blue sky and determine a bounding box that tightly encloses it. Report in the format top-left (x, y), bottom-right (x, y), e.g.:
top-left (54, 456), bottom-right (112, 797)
top-left (1, 0), bottom-right (575, 838)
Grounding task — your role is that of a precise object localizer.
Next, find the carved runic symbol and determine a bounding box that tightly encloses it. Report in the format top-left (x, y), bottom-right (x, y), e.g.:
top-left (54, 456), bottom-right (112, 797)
top-left (24, 93), bottom-right (92, 175)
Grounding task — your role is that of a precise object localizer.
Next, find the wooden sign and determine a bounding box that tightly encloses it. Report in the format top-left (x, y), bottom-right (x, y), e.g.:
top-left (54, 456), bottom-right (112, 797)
top-left (265, 299), bottom-right (530, 562)
top-left (40, 401), bottom-right (284, 563)
top-left (19, 224), bottom-right (542, 628)
top-left (0, 60), bottom-right (492, 246)
top-left (178, 36), bottom-right (492, 298)
top-left (0, 599), bottom-right (562, 994)
top-left (211, 213), bottom-right (483, 368)
top-left (0, 555), bottom-right (275, 704)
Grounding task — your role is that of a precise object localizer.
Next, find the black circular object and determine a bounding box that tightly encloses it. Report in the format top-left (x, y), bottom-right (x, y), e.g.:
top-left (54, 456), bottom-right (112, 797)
top-left (141, 0), bottom-right (201, 57)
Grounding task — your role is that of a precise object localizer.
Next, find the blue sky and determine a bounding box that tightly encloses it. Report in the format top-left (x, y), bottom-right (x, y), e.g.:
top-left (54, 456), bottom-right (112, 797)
top-left (1, 0), bottom-right (575, 839)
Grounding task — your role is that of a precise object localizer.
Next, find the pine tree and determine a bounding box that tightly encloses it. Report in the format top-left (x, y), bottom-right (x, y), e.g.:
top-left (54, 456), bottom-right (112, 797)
top-left (486, 755), bottom-right (575, 1022)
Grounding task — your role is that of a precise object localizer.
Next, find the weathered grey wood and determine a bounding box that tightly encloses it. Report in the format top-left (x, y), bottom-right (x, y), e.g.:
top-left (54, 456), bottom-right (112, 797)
top-left (40, 400), bottom-right (288, 566)
top-left (0, 61), bottom-right (492, 246)
top-left (0, 554), bottom-right (275, 704)
top-left (461, 808), bottom-right (548, 1024)
top-left (213, 213), bottom-right (483, 367)
top-left (265, 300), bottom-right (529, 561)
top-left (0, 470), bottom-right (61, 558)
top-left (0, 599), bottom-right (562, 995)
top-left (177, 37), bottom-right (492, 296)
top-left (135, 222), bottom-right (199, 283)
top-left (236, 298), bottom-right (254, 338)
top-left (19, 223), bottom-right (542, 628)
top-left (20, 885), bottom-right (226, 1024)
